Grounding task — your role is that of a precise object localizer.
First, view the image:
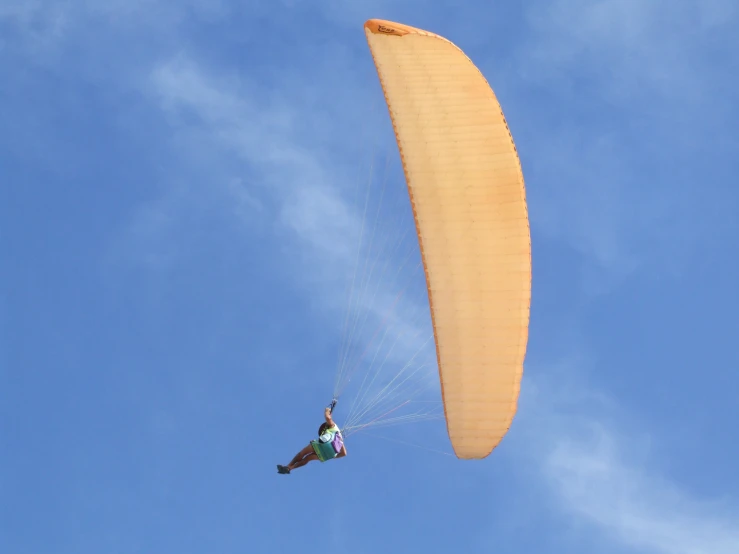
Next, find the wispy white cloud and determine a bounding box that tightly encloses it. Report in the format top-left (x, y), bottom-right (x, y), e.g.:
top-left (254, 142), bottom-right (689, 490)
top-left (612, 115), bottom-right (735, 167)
top-left (547, 434), bottom-right (739, 554)
top-left (517, 370), bottom-right (739, 554)
top-left (148, 56), bottom-right (376, 268)
top-left (148, 55), bottom-right (358, 275)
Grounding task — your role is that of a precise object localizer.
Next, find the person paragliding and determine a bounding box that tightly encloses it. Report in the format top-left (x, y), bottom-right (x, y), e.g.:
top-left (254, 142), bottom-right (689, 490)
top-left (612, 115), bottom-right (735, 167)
top-left (277, 18), bottom-right (531, 466)
top-left (277, 399), bottom-right (347, 474)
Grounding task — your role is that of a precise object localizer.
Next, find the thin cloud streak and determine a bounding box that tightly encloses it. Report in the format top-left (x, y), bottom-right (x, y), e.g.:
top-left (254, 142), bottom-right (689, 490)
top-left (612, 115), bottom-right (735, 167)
top-left (518, 372), bottom-right (739, 554)
top-left (502, 361), bottom-right (739, 554)
top-left (547, 435), bottom-right (739, 554)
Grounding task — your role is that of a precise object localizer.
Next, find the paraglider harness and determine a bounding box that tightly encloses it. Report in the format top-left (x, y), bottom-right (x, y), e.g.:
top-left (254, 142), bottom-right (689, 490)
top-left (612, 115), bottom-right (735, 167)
top-left (310, 399), bottom-right (344, 462)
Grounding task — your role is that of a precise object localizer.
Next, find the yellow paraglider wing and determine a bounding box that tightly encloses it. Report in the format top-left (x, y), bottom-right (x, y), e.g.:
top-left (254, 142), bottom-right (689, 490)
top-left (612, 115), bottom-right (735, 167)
top-left (364, 19), bottom-right (532, 459)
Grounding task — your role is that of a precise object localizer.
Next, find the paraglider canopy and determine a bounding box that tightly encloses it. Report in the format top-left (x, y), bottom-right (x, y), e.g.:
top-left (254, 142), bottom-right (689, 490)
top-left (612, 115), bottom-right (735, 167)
top-left (363, 19), bottom-right (532, 459)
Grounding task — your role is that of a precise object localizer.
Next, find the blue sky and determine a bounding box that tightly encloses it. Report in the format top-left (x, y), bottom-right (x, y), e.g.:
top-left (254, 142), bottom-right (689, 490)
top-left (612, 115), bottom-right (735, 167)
top-left (2, 1), bottom-right (738, 553)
